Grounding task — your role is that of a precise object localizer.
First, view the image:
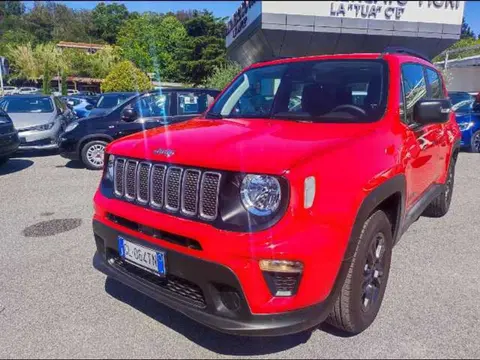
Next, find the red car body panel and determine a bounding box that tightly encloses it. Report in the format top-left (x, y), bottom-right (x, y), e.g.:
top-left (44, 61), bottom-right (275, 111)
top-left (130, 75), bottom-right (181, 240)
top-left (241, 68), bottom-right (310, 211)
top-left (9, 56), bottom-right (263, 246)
top-left (92, 52), bottom-right (461, 331)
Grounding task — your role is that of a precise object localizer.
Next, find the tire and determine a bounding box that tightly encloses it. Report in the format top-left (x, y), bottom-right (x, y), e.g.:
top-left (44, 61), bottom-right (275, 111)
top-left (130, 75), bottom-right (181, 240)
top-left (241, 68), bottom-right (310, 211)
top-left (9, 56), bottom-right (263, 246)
top-left (0, 156), bottom-right (8, 166)
top-left (422, 155), bottom-right (456, 218)
top-left (81, 140), bottom-right (108, 170)
top-left (327, 210), bottom-right (393, 335)
top-left (471, 130), bottom-right (480, 153)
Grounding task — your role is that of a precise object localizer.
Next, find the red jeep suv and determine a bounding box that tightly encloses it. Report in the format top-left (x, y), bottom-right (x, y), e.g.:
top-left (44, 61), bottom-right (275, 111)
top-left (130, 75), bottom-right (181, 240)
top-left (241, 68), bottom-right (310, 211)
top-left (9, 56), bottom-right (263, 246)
top-left (92, 48), bottom-right (460, 336)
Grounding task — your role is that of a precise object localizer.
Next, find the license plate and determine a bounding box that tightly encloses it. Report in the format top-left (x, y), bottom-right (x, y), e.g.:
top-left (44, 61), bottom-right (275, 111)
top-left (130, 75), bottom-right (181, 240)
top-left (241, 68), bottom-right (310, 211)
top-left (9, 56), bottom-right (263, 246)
top-left (118, 236), bottom-right (166, 276)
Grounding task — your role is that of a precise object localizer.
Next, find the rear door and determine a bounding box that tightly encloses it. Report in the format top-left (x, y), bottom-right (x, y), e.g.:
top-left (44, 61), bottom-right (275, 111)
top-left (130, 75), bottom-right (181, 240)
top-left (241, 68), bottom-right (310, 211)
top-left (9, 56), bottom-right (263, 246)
top-left (401, 63), bottom-right (438, 208)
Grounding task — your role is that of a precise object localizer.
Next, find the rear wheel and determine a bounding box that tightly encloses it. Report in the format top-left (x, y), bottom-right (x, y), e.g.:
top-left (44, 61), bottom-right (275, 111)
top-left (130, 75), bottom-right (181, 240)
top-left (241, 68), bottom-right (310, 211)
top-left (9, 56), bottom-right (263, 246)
top-left (471, 130), bottom-right (480, 153)
top-left (327, 210), bottom-right (393, 335)
top-left (81, 140), bottom-right (108, 170)
top-left (423, 155), bottom-right (456, 217)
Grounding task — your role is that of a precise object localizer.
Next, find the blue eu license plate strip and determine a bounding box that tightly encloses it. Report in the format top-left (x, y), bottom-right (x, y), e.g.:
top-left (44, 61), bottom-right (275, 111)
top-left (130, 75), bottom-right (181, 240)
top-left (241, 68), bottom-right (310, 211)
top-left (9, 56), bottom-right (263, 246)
top-left (118, 236), bottom-right (166, 275)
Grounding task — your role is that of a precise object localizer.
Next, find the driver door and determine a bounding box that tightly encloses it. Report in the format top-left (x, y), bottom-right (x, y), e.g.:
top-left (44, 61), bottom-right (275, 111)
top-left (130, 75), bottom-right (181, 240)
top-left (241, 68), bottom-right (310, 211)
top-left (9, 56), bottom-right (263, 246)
top-left (116, 93), bottom-right (173, 139)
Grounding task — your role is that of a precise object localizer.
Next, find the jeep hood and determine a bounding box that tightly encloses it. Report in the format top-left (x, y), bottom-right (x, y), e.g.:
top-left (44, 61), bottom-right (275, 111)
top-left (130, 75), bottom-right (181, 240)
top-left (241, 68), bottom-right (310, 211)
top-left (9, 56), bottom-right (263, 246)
top-left (107, 118), bottom-right (375, 174)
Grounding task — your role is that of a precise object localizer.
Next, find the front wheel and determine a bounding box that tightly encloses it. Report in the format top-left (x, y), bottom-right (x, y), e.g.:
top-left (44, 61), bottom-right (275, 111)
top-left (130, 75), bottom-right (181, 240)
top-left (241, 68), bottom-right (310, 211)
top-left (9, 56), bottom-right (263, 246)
top-left (81, 140), bottom-right (108, 170)
top-left (471, 130), bottom-right (480, 153)
top-left (327, 210), bottom-right (393, 335)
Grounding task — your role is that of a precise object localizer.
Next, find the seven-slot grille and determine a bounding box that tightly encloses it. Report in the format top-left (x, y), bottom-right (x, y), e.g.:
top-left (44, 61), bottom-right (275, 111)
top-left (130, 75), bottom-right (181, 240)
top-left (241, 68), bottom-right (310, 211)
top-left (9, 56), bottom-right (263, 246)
top-left (113, 157), bottom-right (221, 221)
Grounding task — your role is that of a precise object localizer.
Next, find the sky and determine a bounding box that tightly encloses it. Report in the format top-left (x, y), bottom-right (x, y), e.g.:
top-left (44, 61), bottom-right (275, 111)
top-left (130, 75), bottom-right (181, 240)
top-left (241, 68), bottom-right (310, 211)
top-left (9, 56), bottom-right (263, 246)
top-left (34, 1), bottom-right (480, 35)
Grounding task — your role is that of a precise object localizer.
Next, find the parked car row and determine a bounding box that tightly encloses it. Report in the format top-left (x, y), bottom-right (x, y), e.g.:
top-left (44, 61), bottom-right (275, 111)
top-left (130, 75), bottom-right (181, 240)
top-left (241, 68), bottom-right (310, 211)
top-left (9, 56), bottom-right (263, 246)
top-left (0, 88), bottom-right (220, 169)
top-left (1, 86), bottom-right (94, 96)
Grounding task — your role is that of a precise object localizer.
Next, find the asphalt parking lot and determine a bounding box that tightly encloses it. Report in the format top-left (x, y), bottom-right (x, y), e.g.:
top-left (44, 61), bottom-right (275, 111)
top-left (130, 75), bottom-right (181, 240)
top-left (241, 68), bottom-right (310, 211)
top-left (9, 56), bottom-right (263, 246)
top-left (0, 151), bottom-right (479, 359)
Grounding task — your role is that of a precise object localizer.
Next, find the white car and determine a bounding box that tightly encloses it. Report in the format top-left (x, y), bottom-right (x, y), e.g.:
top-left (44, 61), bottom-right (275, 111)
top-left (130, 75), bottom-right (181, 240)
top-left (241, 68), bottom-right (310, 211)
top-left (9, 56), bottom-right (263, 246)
top-left (2, 86), bottom-right (18, 95)
top-left (18, 87), bottom-right (40, 94)
top-left (67, 89), bottom-right (80, 96)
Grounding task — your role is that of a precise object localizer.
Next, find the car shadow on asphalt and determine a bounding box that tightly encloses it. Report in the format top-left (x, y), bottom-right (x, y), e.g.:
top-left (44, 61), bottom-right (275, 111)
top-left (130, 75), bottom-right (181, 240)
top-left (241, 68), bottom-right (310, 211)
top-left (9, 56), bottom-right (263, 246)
top-left (0, 159), bottom-right (34, 175)
top-left (12, 149), bottom-right (59, 158)
top-left (104, 277), bottom-right (313, 355)
top-left (60, 160), bottom-right (85, 169)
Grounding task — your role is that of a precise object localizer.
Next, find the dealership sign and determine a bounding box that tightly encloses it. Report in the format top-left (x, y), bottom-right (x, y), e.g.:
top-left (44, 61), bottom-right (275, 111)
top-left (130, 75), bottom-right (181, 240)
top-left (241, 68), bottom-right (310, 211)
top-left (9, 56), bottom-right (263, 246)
top-left (226, 0), bottom-right (261, 47)
top-left (329, 1), bottom-right (462, 20)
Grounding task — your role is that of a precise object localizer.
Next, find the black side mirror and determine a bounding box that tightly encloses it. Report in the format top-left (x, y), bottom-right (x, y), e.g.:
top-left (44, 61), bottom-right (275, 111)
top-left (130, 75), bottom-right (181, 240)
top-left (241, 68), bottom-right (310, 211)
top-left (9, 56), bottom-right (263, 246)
top-left (414, 99), bottom-right (451, 125)
top-left (85, 104), bottom-right (93, 111)
top-left (121, 107), bottom-right (138, 122)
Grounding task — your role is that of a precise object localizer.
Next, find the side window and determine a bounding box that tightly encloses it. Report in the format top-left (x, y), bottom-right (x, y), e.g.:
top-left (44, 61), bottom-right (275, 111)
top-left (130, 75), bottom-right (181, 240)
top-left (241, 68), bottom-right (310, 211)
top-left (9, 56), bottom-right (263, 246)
top-left (399, 79), bottom-right (406, 123)
top-left (177, 91), bottom-right (214, 115)
top-left (401, 63), bottom-right (427, 125)
top-left (134, 93), bottom-right (171, 118)
top-left (426, 68), bottom-right (444, 99)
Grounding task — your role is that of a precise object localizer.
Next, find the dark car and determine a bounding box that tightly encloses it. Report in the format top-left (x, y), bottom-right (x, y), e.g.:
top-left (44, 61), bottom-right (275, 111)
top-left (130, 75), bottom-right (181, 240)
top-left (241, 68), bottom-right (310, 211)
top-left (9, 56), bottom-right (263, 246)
top-left (59, 88), bottom-right (219, 170)
top-left (87, 92), bottom-right (136, 117)
top-left (0, 109), bottom-right (20, 165)
top-left (449, 91), bottom-right (480, 152)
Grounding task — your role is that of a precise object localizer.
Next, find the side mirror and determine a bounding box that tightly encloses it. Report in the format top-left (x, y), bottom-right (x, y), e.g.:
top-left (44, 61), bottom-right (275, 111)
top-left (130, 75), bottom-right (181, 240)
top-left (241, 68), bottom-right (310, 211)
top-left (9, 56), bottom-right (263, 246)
top-left (121, 107), bottom-right (138, 122)
top-left (414, 99), bottom-right (451, 125)
top-left (85, 104), bottom-right (93, 111)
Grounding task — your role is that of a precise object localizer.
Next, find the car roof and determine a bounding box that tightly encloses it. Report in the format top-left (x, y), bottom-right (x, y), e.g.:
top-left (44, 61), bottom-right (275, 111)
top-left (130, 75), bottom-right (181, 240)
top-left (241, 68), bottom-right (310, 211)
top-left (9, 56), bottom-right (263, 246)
top-left (248, 52), bottom-right (433, 69)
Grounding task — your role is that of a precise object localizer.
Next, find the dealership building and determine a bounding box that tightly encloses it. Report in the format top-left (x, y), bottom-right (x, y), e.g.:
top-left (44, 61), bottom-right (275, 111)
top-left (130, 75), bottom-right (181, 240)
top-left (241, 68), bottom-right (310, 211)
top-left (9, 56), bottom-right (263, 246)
top-left (226, 1), bottom-right (466, 67)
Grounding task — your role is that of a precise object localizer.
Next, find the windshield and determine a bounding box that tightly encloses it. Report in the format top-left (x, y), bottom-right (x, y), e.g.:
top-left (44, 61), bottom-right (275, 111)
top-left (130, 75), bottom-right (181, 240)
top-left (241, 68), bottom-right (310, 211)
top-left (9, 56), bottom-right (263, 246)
top-left (208, 60), bottom-right (387, 123)
top-left (0, 97), bottom-right (54, 113)
top-left (96, 94), bottom-right (132, 108)
top-left (449, 92), bottom-right (474, 113)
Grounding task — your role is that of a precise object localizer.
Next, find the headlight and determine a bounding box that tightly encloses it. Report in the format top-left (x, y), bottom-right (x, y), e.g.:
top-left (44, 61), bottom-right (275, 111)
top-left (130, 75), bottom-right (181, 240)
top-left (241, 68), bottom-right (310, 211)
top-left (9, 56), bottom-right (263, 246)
top-left (105, 154), bottom-right (115, 181)
top-left (65, 122), bottom-right (79, 133)
top-left (24, 122), bottom-right (55, 131)
top-left (458, 122), bottom-right (474, 131)
top-left (240, 174), bottom-right (281, 216)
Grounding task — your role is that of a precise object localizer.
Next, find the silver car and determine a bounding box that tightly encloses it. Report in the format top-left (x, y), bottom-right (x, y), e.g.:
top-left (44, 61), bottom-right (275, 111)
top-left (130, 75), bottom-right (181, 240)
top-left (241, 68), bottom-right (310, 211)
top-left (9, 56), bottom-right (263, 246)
top-left (0, 95), bottom-right (75, 150)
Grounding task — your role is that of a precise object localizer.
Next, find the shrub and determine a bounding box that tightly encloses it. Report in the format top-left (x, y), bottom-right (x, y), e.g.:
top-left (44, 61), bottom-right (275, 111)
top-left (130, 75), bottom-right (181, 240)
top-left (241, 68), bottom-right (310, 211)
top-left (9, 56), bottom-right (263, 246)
top-left (204, 61), bottom-right (242, 90)
top-left (101, 60), bottom-right (152, 92)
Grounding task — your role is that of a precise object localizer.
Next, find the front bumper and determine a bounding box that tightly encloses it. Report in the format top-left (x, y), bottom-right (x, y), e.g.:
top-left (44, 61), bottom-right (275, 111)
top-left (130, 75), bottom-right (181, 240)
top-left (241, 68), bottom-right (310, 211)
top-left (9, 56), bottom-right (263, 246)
top-left (17, 126), bottom-right (61, 150)
top-left (93, 220), bottom-right (333, 336)
top-left (58, 134), bottom-right (80, 160)
top-left (0, 131), bottom-right (20, 157)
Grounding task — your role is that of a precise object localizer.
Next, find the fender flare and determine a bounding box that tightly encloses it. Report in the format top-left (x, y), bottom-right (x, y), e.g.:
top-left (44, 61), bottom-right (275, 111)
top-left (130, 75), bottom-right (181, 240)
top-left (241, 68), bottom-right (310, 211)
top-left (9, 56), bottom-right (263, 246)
top-left (76, 134), bottom-right (114, 155)
top-left (321, 174), bottom-right (406, 313)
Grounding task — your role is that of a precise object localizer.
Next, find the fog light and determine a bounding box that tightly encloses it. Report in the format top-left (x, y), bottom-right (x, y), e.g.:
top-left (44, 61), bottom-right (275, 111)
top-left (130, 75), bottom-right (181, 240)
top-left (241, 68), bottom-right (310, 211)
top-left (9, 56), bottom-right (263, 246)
top-left (260, 260), bottom-right (303, 297)
top-left (259, 260), bottom-right (303, 273)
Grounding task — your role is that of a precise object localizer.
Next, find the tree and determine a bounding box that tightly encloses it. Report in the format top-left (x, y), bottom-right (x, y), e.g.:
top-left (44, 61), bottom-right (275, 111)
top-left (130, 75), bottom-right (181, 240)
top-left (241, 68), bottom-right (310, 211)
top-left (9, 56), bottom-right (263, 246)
top-left (204, 61), bottom-right (242, 90)
top-left (91, 2), bottom-right (129, 44)
top-left (177, 10), bottom-right (227, 85)
top-left (0, 1), bottom-right (26, 17)
top-left (101, 60), bottom-right (152, 92)
top-left (117, 14), bottom-right (187, 81)
top-left (461, 17), bottom-right (475, 40)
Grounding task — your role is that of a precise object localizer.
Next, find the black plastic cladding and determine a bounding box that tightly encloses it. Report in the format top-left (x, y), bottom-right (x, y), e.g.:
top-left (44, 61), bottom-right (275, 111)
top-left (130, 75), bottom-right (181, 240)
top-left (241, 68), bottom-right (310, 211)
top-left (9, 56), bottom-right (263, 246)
top-left (101, 156), bottom-right (290, 233)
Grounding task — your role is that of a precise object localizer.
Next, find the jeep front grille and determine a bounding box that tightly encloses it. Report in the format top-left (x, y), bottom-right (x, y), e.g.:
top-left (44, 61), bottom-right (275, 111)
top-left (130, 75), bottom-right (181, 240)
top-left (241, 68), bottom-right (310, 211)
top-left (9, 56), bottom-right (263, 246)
top-left (113, 157), bottom-right (221, 221)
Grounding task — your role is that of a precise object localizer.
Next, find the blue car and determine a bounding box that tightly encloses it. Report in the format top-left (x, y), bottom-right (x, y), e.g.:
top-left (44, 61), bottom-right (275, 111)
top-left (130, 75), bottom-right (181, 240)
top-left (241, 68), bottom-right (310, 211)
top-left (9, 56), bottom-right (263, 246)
top-left (449, 91), bottom-right (480, 153)
top-left (65, 97), bottom-right (95, 118)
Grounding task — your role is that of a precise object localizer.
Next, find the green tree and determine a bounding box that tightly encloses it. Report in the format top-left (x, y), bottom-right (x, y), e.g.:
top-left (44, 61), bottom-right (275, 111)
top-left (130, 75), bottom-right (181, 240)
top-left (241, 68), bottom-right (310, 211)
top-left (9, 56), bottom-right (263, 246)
top-left (117, 14), bottom-right (187, 81)
top-left (461, 17), bottom-right (475, 40)
top-left (0, 1), bottom-right (26, 17)
top-left (177, 10), bottom-right (227, 85)
top-left (204, 61), bottom-right (242, 90)
top-left (91, 2), bottom-right (129, 44)
top-left (101, 60), bottom-right (152, 92)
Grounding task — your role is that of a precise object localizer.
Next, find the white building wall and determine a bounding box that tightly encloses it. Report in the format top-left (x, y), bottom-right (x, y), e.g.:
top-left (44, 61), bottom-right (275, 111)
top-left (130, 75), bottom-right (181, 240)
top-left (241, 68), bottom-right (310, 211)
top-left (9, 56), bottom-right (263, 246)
top-left (443, 67), bottom-right (480, 92)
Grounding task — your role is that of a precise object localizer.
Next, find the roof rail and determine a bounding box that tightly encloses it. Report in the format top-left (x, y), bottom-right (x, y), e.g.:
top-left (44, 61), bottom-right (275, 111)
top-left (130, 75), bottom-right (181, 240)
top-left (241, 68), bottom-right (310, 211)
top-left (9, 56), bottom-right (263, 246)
top-left (381, 47), bottom-right (431, 62)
